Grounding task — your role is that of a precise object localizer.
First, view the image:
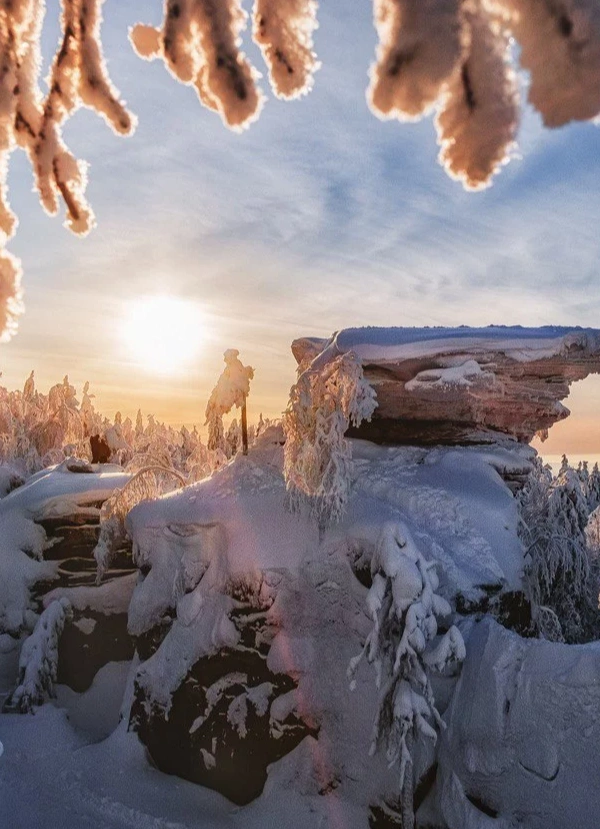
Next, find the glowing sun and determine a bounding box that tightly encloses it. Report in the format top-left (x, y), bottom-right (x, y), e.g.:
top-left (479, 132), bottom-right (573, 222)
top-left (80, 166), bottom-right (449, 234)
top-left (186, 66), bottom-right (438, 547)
top-left (121, 295), bottom-right (206, 374)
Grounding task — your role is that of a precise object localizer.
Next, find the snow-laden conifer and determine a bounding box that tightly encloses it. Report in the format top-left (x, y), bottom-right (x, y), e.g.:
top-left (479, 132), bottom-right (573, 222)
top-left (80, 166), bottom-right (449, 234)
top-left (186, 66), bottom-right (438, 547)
top-left (205, 349), bottom-right (254, 455)
top-left (5, 597), bottom-right (72, 713)
top-left (519, 459), bottom-right (600, 643)
top-left (348, 521), bottom-right (465, 829)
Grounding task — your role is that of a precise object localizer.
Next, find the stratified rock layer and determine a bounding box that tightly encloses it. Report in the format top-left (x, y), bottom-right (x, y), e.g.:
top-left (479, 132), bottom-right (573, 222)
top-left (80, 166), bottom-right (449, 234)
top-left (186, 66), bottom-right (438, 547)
top-left (292, 326), bottom-right (600, 445)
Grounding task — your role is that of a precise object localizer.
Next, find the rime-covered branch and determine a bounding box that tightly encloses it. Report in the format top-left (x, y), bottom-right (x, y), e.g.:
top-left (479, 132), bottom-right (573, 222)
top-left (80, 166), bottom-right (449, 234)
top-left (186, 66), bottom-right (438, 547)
top-left (0, 0), bottom-right (135, 341)
top-left (130, 0), bottom-right (264, 130)
top-left (252, 0), bottom-right (319, 99)
top-left (368, 0), bottom-right (465, 121)
top-left (435, 1), bottom-right (519, 190)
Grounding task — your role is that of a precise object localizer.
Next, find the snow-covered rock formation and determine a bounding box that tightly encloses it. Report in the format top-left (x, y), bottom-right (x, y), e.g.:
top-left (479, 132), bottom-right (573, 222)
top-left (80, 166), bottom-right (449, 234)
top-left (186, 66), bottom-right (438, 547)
top-left (431, 616), bottom-right (600, 829)
top-left (292, 326), bottom-right (600, 445)
top-left (121, 428), bottom-right (531, 819)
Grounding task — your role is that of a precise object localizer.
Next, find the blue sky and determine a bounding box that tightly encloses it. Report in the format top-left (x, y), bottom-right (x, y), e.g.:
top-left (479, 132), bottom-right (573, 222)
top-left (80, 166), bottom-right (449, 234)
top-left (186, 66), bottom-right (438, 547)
top-left (1, 0), bottom-right (599, 454)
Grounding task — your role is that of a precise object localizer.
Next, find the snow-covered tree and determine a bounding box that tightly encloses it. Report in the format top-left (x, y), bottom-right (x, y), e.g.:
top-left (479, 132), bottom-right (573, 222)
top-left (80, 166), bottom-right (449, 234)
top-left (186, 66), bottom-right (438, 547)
top-left (283, 350), bottom-right (377, 525)
top-left (205, 349), bottom-right (254, 455)
top-left (348, 521), bottom-right (465, 829)
top-left (587, 462), bottom-right (600, 512)
top-left (94, 465), bottom-right (186, 583)
top-left (1, 2), bottom-right (600, 340)
top-left (4, 598), bottom-right (72, 713)
top-left (519, 459), bottom-right (600, 643)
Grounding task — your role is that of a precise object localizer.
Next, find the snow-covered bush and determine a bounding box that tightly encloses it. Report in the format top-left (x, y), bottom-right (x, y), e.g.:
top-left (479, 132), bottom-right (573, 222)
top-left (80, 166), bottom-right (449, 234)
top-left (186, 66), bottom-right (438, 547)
top-left (348, 521), bottom-right (465, 829)
top-left (205, 350), bottom-right (254, 454)
top-left (283, 350), bottom-right (377, 525)
top-left (519, 458), bottom-right (600, 643)
top-left (4, 598), bottom-right (72, 713)
top-left (94, 466), bottom-right (186, 583)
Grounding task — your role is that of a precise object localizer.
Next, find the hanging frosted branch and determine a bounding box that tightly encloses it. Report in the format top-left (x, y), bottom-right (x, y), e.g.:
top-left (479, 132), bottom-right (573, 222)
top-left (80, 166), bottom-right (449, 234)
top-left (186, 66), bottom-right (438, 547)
top-left (0, 0), bottom-right (134, 341)
top-left (35, 0), bottom-right (136, 235)
top-left (0, 250), bottom-right (23, 343)
top-left (253, 0), bottom-right (320, 99)
top-left (130, 0), bottom-right (264, 131)
top-left (435, 2), bottom-right (519, 190)
top-left (368, 0), bottom-right (466, 121)
top-left (283, 350), bottom-right (377, 525)
top-left (501, 0), bottom-right (600, 127)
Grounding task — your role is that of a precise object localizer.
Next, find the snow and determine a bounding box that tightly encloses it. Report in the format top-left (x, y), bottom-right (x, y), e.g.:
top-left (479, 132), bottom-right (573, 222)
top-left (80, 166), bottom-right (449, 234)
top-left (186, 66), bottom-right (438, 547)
top-left (0, 464), bottom-right (130, 637)
top-left (0, 423), bottom-right (597, 826)
top-left (0, 463), bottom-right (130, 522)
top-left (405, 358), bottom-right (496, 391)
top-left (435, 616), bottom-right (600, 828)
top-left (303, 325), bottom-right (600, 369)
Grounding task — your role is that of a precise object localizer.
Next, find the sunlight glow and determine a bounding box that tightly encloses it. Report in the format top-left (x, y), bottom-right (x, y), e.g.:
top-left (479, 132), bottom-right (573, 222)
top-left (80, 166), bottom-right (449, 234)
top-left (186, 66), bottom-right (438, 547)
top-left (121, 295), bottom-right (206, 375)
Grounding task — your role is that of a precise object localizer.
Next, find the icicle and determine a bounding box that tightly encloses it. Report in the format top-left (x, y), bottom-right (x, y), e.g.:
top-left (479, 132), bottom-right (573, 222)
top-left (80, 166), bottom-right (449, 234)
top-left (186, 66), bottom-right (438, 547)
top-left (131, 0), bottom-right (264, 131)
top-left (435, 2), bottom-right (519, 190)
top-left (252, 0), bottom-right (319, 99)
top-left (368, 0), bottom-right (466, 120)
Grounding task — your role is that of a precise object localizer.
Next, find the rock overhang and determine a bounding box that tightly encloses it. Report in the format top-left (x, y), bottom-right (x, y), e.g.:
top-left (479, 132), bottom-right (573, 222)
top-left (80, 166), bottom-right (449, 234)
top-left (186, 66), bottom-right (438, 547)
top-left (292, 325), bottom-right (600, 445)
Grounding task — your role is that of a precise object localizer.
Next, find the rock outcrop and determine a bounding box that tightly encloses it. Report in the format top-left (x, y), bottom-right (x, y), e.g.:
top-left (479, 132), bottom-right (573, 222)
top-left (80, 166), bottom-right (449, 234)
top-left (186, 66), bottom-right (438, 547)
top-left (292, 326), bottom-right (600, 445)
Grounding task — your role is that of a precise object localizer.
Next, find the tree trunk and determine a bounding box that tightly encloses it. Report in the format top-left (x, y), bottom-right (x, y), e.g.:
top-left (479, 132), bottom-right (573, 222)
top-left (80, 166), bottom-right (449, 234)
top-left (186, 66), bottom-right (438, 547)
top-left (241, 397), bottom-right (248, 455)
top-left (401, 731), bottom-right (415, 829)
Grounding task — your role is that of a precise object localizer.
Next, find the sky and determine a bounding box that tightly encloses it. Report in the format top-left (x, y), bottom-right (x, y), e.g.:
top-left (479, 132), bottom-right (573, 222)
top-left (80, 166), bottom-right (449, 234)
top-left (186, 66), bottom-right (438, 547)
top-left (0, 0), bottom-right (599, 461)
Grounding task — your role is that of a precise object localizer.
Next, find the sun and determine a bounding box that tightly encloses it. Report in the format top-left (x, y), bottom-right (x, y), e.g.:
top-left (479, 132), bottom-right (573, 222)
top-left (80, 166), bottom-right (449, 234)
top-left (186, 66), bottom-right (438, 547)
top-left (121, 295), bottom-right (206, 375)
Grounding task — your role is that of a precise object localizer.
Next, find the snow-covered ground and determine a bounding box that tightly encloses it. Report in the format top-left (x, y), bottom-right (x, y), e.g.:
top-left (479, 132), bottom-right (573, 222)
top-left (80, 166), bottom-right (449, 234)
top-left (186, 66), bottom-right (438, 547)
top-left (0, 427), bottom-right (598, 827)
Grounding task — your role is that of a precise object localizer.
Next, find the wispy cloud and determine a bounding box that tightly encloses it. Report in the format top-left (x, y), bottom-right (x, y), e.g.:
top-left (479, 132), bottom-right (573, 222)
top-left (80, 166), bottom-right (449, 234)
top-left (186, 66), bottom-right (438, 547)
top-left (1, 1), bottom-right (599, 446)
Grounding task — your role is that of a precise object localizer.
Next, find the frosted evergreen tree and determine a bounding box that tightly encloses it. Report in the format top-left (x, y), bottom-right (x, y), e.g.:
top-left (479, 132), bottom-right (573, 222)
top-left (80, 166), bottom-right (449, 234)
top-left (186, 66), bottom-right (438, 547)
top-left (348, 521), bottom-right (465, 829)
top-left (587, 462), bottom-right (600, 512)
top-left (520, 460), bottom-right (599, 643)
top-left (5, 598), bottom-right (72, 713)
top-left (205, 350), bottom-right (254, 455)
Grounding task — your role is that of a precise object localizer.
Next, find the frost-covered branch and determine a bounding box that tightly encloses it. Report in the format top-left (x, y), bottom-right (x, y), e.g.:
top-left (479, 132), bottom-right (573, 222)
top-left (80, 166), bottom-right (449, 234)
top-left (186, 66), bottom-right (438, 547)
top-left (368, 0), bottom-right (465, 121)
top-left (2, 2), bottom-right (600, 339)
top-left (435, 1), bottom-right (519, 190)
top-left (0, 0), bottom-right (135, 341)
top-left (283, 350), bottom-right (377, 525)
top-left (5, 597), bottom-right (72, 713)
top-left (252, 0), bottom-right (319, 99)
top-left (130, 0), bottom-right (263, 131)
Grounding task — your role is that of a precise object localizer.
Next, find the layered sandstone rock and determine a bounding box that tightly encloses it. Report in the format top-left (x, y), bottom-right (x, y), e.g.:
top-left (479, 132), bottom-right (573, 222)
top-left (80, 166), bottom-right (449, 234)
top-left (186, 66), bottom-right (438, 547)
top-left (292, 326), bottom-right (600, 445)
